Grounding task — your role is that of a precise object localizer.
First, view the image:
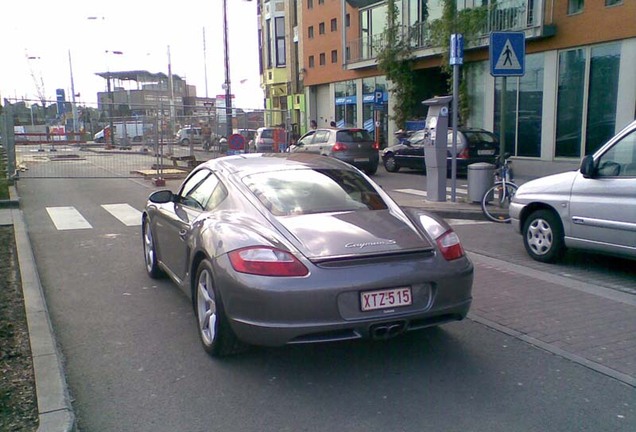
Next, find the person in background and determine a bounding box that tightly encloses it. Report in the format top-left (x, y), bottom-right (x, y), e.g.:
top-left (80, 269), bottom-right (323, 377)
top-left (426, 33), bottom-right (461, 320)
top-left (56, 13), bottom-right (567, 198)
top-left (330, 121), bottom-right (337, 128)
top-left (310, 120), bottom-right (317, 130)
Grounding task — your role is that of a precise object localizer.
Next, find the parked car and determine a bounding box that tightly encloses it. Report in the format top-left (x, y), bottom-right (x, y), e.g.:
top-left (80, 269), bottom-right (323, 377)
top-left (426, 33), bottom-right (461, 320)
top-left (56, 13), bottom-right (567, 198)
top-left (175, 127), bottom-right (202, 145)
top-left (381, 128), bottom-right (500, 175)
top-left (142, 153), bottom-right (473, 356)
top-left (510, 120), bottom-right (636, 263)
top-left (290, 127), bottom-right (380, 175)
top-left (252, 127), bottom-right (286, 153)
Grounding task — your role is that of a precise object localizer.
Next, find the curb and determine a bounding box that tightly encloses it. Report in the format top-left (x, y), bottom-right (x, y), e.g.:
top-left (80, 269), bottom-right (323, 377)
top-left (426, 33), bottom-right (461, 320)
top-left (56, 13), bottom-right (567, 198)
top-left (9, 184), bottom-right (76, 431)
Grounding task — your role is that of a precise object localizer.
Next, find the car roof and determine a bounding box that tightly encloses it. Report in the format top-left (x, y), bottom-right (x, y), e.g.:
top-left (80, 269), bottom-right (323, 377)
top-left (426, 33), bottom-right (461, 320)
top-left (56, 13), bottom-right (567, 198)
top-left (200, 152), bottom-right (357, 177)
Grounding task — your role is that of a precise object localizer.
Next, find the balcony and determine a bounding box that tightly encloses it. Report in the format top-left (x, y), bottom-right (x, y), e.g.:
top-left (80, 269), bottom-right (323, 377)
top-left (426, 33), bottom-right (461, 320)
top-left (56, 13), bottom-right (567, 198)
top-left (346, 0), bottom-right (555, 69)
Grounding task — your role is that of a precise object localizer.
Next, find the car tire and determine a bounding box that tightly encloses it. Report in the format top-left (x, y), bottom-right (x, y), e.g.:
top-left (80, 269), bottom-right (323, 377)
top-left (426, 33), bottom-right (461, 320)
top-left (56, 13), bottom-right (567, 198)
top-left (365, 164), bottom-right (378, 176)
top-left (142, 220), bottom-right (164, 279)
top-left (522, 209), bottom-right (565, 263)
top-left (384, 154), bottom-right (400, 172)
top-left (181, 138), bottom-right (190, 146)
top-left (194, 259), bottom-right (246, 357)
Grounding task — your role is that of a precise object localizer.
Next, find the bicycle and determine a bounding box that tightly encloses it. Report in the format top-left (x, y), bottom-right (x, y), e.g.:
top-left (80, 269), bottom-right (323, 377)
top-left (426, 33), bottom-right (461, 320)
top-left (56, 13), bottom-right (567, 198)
top-left (480, 153), bottom-right (518, 223)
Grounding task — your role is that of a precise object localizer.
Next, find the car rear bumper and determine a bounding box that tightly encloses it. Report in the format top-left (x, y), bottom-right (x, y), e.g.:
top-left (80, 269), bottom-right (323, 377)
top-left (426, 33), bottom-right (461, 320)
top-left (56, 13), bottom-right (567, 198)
top-left (215, 256), bottom-right (473, 347)
top-left (230, 299), bottom-right (472, 346)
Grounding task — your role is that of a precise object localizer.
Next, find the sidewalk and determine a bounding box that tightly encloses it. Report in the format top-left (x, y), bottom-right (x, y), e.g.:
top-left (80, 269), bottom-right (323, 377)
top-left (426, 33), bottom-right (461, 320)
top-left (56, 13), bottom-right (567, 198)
top-left (1, 186), bottom-right (75, 432)
top-left (0, 182), bottom-right (633, 430)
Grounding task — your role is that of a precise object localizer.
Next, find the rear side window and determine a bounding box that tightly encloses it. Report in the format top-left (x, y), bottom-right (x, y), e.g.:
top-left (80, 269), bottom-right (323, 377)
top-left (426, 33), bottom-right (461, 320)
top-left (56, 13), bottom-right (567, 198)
top-left (314, 130), bottom-right (330, 143)
top-left (464, 131), bottom-right (498, 145)
top-left (337, 129), bottom-right (372, 142)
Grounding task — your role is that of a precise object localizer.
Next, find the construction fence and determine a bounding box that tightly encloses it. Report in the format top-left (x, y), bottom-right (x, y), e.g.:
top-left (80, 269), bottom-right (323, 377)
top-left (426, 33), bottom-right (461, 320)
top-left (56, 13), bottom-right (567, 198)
top-left (1, 100), bottom-right (298, 180)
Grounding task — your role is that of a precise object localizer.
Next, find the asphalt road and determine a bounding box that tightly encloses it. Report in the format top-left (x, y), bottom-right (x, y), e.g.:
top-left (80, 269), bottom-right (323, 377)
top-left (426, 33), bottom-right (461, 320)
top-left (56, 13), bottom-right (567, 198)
top-left (16, 166), bottom-right (635, 432)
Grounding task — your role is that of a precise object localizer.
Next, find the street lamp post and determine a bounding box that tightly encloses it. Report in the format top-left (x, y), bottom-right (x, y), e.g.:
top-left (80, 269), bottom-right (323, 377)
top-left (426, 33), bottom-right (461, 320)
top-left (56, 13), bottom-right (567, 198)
top-left (222, 0), bottom-right (233, 139)
top-left (104, 50), bottom-right (123, 149)
top-left (68, 50), bottom-right (78, 135)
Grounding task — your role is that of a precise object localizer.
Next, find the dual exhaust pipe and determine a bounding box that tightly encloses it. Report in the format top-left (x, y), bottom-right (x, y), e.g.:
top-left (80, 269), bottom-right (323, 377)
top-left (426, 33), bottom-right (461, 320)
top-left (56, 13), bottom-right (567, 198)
top-left (370, 321), bottom-right (407, 340)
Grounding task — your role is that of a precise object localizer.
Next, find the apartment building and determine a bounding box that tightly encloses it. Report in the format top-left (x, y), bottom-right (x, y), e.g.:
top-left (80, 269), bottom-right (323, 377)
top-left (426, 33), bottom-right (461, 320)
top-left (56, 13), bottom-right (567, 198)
top-left (283, 0), bottom-right (636, 177)
top-left (259, 0), bottom-right (306, 138)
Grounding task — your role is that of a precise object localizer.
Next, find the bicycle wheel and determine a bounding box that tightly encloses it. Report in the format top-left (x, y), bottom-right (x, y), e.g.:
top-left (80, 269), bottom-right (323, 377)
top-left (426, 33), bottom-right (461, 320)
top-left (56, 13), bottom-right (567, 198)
top-left (481, 182), bottom-right (518, 223)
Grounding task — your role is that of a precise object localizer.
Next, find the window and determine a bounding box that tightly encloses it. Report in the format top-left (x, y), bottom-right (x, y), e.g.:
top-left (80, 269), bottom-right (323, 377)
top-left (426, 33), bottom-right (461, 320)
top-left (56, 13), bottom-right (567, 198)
top-left (275, 17), bottom-right (286, 67)
top-left (596, 130), bottom-right (636, 177)
top-left (605, 0), bottom-right (622, 6)
top-left (319, 22), bottom-right (325, 34)
top-left (331, 18), bottom-right (337, 32)
top-left (555, 44), bottom-right (621, 157)
top-left (307, 0), bottom-right (313, 9)
top-left (308, 26), bottom-right (314, 39)
top-left (331, 50), bottom-right (338, 63)
top-left (319, 53), bottom-right (326, 65)
top-left (243, 169), bottom-right (387, 217)
top-left (179, 170), bottom-right (227, 211)
top-left (568, 0), bottom-right (584, 14)
top-left (346, 13), bottom-right (350, 27)
top-left (318, 0), bottom-right (324, 4)
top-left (265, 19), bottom-right (272, 68)
top-left (308, 55), bottom-right (315, 68)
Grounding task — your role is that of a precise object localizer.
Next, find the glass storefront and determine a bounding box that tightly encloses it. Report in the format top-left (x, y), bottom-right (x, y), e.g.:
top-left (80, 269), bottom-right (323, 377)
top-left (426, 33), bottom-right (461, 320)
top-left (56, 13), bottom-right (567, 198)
top-left (586, 43), bottom-right (620, 154)
top-left (362, 76), bottom-right (388, 146)
top-left (556, 49), bottom-right (586, 158)
top-left (335, 81), bottom-right (357, 127)
top-left (556, 43), bottom-right (620, 158)
top-left (494, 53), bottom-right (544, 158)
top-left (517, 53), bottom-right (544, 157)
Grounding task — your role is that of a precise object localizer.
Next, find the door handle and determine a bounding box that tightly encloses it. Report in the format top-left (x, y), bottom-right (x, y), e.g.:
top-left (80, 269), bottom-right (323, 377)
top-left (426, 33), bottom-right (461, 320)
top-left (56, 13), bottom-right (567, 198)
top-left (179, 229), bottom-right (188, 238)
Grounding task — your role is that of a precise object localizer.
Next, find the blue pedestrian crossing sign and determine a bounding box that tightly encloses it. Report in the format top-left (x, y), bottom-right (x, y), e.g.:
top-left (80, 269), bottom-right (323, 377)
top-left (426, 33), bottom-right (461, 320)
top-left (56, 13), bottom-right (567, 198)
top-left (490, 32), bottom-right (525, 77)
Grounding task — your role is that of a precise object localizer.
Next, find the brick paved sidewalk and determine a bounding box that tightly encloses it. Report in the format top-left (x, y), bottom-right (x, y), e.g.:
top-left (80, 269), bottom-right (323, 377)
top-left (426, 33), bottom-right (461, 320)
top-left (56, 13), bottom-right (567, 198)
top-left (468, 253), bottom-right (636, 386)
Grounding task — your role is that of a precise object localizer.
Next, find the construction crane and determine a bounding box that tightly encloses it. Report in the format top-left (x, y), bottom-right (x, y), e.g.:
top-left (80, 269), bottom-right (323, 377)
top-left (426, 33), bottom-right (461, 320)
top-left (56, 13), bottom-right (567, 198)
top-left (25, 51), bottom-right (47, 108)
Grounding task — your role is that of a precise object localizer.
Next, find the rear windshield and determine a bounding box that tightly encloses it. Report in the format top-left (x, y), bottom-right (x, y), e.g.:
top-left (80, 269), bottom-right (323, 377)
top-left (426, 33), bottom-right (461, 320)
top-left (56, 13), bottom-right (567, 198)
top-left (243, 168), bottom-right (388, 216)
top-left (260, 129), bottom-right (283, 139)
top-left (464, 131), bottom-right (498, 145)
top-left (336, 129), bottom-right (372, 143)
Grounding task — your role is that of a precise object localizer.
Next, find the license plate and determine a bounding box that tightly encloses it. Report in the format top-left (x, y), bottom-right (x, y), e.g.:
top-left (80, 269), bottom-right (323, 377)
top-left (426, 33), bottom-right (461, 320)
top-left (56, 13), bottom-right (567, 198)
top-left (360, 287), bottom-right (412, 311)
top-left (478, 149), bottom-right (495, 155)
top-left (354, 157), bottom-right (368, 162)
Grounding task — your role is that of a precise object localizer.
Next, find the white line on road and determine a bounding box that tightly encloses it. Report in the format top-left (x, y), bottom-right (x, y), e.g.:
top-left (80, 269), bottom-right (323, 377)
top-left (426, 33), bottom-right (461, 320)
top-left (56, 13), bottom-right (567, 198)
top-left (446, 219), bottom-right (491, 226)
top-left (101, 204), bottom-right (142, 226)
top-left (46, 206), bottom-right (93, 230)
top-left (394, 187), bottom-right (469, 198)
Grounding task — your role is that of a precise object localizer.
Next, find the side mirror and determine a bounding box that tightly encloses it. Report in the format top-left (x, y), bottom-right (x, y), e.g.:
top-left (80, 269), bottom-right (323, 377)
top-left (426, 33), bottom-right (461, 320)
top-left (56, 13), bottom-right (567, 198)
top-left (580, 155), bottom-right (596, 178)
top-left (148, 190), bottom-right (174, 204)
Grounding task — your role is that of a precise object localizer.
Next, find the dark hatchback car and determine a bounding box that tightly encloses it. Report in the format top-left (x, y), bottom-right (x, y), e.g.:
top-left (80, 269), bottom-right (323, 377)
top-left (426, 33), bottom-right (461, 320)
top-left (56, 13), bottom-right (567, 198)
top-left (290, 128), bottom-right (380, 175)
top-left (381, 128), bottom-right (500, 175)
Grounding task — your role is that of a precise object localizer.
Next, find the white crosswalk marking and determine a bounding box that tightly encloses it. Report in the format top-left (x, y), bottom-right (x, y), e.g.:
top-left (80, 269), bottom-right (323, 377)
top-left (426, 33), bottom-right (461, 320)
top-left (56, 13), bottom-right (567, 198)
top-left (394, 187), bottom-right (468, 198)
top-left (101, 204), bottom-right (142, 226)
top-left (446, 219), bottom-right (491, 226)
top-left (46, 206), bottom-right (93, 230)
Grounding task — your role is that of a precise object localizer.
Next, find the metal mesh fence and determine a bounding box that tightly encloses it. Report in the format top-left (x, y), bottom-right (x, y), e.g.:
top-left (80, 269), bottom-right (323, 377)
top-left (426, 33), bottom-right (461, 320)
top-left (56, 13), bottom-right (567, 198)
top-left (2, 100), bottom-right (294, 180)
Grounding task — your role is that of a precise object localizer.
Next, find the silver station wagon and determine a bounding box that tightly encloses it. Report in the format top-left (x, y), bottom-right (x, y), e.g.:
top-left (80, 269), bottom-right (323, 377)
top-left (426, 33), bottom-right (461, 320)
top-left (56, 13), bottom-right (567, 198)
top-left (510, 120), bottom-right (636, 262)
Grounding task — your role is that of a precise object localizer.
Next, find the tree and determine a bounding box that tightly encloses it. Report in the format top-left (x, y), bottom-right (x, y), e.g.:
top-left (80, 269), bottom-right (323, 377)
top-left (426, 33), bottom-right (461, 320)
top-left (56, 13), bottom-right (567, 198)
top-left (375, 0), bottom-right (419, 130)
top-left (428, 0), bottom-right (490, 124)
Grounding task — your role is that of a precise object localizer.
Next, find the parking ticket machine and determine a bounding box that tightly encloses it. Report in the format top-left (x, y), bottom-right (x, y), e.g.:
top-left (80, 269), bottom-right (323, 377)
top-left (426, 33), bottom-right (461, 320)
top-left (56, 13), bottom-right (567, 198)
top-left (422, 96), bottom-right (452, 202)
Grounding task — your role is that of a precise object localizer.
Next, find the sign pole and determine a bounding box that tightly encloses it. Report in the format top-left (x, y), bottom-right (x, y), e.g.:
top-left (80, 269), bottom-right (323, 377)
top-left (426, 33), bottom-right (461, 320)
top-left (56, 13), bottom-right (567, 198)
top-left (500, 76), bottom-right (506, 159)
top-left (450, 34), bottom-right (463, 203)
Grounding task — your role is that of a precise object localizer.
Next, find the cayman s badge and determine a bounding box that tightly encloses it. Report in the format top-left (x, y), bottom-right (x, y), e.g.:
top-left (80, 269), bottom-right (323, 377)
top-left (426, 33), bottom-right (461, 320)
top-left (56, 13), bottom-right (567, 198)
top-left (345, 240), bottom-right (397, 249)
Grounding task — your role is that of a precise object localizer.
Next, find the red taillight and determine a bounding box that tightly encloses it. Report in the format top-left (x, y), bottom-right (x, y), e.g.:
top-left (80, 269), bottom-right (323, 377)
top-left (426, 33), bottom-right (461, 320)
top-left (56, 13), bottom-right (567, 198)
top-left (458, 147), bottom-right (470, 159)
top-left (332, 142), bottom-right (348, 152)
top-left (436, 230), bottom-right (465, 261)
top-left (372, 142), bottom-right (379, 150)
top-left (228, 246), bottom-right (309, 277)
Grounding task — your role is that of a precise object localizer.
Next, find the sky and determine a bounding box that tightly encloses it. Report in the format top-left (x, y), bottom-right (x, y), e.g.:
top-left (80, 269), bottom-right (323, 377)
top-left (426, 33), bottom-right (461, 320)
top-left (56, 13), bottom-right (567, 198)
top-left (0, 0), bottom-right (264, 110)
